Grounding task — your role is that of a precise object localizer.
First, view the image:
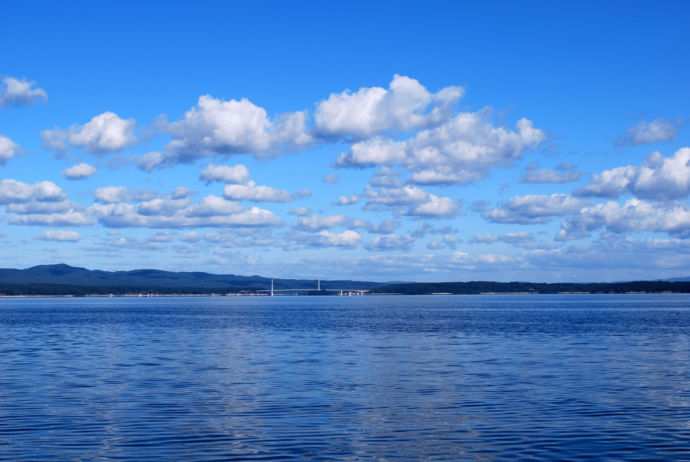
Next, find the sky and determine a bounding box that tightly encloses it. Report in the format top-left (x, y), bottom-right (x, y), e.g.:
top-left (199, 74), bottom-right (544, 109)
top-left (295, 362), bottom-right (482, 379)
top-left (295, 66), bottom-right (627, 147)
top-left (1, 1), bottom-right (689, 282)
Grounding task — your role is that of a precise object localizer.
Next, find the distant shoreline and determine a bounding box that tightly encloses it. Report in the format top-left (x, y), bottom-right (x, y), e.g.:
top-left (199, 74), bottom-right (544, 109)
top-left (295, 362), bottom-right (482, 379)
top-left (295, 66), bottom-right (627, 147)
top-left (2, 264), bottom-right (690, 297)
top-left (0, 290), bottom-right (687, 299)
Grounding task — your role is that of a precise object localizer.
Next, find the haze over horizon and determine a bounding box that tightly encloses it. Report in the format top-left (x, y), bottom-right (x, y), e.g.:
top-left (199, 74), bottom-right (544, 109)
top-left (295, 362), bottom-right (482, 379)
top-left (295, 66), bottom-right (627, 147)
top-left (1, 1), bottom-right (689, 282)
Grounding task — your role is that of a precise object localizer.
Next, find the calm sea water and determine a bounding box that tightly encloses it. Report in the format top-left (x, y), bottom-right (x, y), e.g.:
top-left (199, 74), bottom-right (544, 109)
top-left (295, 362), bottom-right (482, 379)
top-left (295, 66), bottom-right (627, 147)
top-left (1, 294), bottom-right (689, 460)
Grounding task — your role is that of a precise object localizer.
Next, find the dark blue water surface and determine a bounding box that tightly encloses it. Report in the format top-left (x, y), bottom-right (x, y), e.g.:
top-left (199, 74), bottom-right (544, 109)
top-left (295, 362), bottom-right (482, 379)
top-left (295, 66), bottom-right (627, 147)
top-left (1, 294), bottom-right (689, 460)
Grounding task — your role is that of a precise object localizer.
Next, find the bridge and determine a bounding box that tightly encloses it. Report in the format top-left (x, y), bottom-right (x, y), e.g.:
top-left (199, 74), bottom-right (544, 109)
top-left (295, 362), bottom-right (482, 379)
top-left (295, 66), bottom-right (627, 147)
top-left (254, 280), bottom-right (368, 296)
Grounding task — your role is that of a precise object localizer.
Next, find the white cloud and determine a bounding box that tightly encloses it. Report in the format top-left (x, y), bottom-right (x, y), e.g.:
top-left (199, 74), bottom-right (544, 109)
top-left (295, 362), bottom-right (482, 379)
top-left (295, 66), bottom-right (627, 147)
top-left (364, 185), bottom-right (460, 218)
top-left (41, 112), bottom-right (137, 154)
top-left (7, 200), bottom-right (76, 214)
top-left (484, 193), bottom-right (588, 224)
top-left (469, 232), bottom-right (546, 250)
top-left (314, 74), bottom-right (463, 139)
top-left (337, 114), bottom-right (545, 185)
top-left (171, 187), bottom-right (193, 199)
top-left (521, 163), bottom-right (582, 183)
top-left (92, 201), bottom-right (281, 229)
top-left (349, 218), bottom-right (401, 235)
top-left (87, 188), bottom-right (283, 229)
top-left (200, 163), bottom-right (250, 184)
top-left (624, 118), bottom-right (677, 145)
top-left (314, 230), bottom-right (362, 247)
top-left (292, 214), bottom-right (348, 231)
top-left (337, 137), bottom-right (407, 167)
top-left (10, 210), bottom-right (95, 227)
top-left (323, 173), bottom-right (339, 184)
top-left (576, 148), bottom-right (690, 201)
top-left (452, 251), bottom-right (524, 268)
top-left (61, 163), bottom-right (97, 180)
top-left (38, 230), bottom-right (81, 242)
top-left (336, 194), bottom-right (359, 206)
top-left (472, 231), bottom-right (533, 244)
top-left (185, 195), bottom-right (244, 217)
top-left (180, 231), bottom-right (202, 242)
top-left (289, 206), bottom-right (311, 216)
top-left (136, 152), bottom-right (164, 171)
top-left (1, 184), bottom-right (279, 231)
top-left (410, 194), bottom-right (460, 218)
top-left (0, 179), bottom-right (66, 204)
top-left (365, 234), bottom-right (415, 251)
top-left (1, 76), bottom-right (47, 107)
top-left (149, 231), bottom-right (174, 242)
top-left (558, 198), bottom-right (690, 240)
top-left (157, 95), bottom-right (312, 166)
top-left (223, 181), bottom-right (299, 202)
top-left (426, 234), bottom-right (459, 250)
top-left (94, 186), bottom-right (157, 203)
top-left (137, 197), bottom-right (193, 216)
top-left (0, 135), bottom-right (20, 164)
top-left (369, 167), bottom-right (403, 188)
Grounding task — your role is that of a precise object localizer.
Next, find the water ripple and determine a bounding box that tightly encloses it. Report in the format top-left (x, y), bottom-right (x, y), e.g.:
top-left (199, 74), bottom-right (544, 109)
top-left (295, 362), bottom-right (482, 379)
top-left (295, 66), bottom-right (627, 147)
top-left (0, 294), bottom-right (689, 459)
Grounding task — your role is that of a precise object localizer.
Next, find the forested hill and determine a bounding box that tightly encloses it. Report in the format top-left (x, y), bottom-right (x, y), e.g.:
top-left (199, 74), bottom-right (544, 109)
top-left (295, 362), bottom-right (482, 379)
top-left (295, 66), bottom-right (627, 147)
top-left (370, 281), bottom-right (690, 295)
top-left (0, 264), bottom-right (383, 294)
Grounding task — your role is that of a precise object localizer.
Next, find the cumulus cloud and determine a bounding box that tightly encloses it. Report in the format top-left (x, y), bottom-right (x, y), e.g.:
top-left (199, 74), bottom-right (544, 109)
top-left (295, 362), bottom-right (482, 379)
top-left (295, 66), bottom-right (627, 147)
top-left (350, 218), bottom-right (400, 234)
top-left (200, 163), bottom-right (250, 184)
top-left (0, 179), bottom-right (66, 204)
top-left (94, 186), bottom-right (158, 203)
top-left (521, 162), bottom-right (582, 183)
top-left (619, 118), bottom-right (677, 146)
top-left (7, 199), bottom-right (76, 215)
top-left (296, 229), bottom-right (362, 248)
top-left (314, 74), bottom-right (463, 139)
top-left (223, 181), bottom-right (305, 202)
top-left (426, 234), bottom-right (459, 250)
top-left (289, 206), bottom-right (311, 216)
top-left (292, 214), bottom-right (348, 231)
top-left (61, 163), bottom-right (97, 180)
top-left (337, 114), bottom-right (545, 185)
top-left (136, 152), bottom-right (164, 172)
top-left (336, 194), bottom-right (359, 206)
top-left (41, 112), bottom-right (137, 155)
top-left (365, 234), bottom-right (415, 251)
top-left (575, 148), bottom-right (690, 201)
top-left (369, 167), bottom-right (403, 188)
top-left (38, 230), bottom-right (81, 242)
top-left (364, 185), bottom-right (460, 218)
top-left (483, 194), bottom-right (589, 224)
top-left (0, 76), bottom-right (47, 107)
top-left (10, 210), bottom-right (95, 227)
top-left (92, 201), bottom-right (281, 229)
top-left (185, 195), bottom-right (244, 217)
top-left (83, 187), bottom-right (282, 229)
top-left (0, 135), bottom-right (20, 164)
top-left (154, 95), bottom-right (312, 166)
top-left (558, 198), bottom-right (690, 240)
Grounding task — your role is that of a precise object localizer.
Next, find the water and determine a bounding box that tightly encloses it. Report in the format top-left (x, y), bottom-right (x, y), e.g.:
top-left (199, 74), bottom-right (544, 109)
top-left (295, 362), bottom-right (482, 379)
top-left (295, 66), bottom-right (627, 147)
top-left (1, 294), bottom-right (689, 460)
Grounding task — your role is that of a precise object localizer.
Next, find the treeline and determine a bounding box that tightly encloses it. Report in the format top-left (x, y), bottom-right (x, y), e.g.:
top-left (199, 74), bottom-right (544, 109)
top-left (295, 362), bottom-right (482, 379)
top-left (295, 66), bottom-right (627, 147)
top-left (0, 284), bottom-right (264, 296)
top-left (370, 281), bottom-right (690, 295)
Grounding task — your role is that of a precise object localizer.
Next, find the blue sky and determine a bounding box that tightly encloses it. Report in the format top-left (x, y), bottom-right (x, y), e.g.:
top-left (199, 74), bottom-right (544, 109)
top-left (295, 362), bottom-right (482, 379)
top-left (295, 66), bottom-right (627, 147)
top-left (1, 1), bottom-right (689, 282)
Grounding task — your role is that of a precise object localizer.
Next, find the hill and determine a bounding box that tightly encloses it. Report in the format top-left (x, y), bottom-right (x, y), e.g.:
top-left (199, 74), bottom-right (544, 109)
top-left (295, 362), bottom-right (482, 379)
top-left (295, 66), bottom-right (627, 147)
top-left (0, 264), bottom-right (383, 295)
